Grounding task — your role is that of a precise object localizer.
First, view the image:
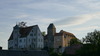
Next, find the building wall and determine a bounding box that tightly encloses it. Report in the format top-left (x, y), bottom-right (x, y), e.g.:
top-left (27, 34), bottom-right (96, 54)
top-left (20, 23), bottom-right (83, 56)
top-left (54, 36), bottom-right (62, 48)
top-left (8, 25), bottom-right (44, 50)
top-left (36, 26), bottom-right (44, 49)
top-left (18, 38), bottom-right (26, 50)
top-left (8, 40), bottom-right (14, 49)
top-left (13, 28), bottom-right (20, 50)
top-left (54, 35), bottom-right (75, 48)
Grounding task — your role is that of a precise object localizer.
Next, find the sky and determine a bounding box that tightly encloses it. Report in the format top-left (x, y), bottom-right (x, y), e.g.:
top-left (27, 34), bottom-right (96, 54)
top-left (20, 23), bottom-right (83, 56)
top-left (0, 0), bottom-right (100, 49)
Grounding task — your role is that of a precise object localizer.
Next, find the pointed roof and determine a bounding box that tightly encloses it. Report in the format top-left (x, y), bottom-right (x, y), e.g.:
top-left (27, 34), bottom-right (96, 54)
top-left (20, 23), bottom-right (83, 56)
top-left (48, 23), bottom-right (56, 29)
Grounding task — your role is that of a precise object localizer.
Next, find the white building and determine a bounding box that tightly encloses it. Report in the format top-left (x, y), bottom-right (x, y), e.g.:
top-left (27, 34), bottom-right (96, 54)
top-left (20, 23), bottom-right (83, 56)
top-left (8, 23), bottom-right (44, 50)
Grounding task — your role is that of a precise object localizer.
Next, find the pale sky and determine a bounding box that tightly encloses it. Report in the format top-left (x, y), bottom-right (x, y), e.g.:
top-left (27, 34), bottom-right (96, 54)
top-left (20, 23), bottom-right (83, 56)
top-left (0, 0), bottom-right (100, 49)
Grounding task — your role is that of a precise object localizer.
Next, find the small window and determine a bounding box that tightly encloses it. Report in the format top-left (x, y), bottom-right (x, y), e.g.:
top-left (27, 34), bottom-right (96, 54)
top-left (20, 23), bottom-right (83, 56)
top-left (15, 44), bottom-right (17, 46)
top-left (34, 33), bottom-right (36, 36)
top-left (20, 39), bottom-right (22, 42)
top-left (24, 39), bottom-right (25, 42)
top-left (29, 39), bottom-right (30, 42)
top-left (30, 34), bottom-right (33, 36)
top-left (39, 33), bottom-right (40, 36)
top-left (32, 30), bottom-right (33, 32)
top-left (34, 38), bottom-right (36, 41)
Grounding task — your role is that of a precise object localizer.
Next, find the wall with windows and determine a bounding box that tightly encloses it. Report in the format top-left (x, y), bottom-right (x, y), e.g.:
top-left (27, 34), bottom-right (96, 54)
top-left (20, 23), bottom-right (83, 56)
top-left (18, 38), bottom-right (26, 50)
top-left (8, 40), bottom-right (14, 49)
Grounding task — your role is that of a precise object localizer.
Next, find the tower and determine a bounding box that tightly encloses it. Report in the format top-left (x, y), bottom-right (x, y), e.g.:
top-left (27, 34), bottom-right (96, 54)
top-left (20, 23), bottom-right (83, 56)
top-left (47, 23), bottom-right (56, 35)
top-left (47, 23), bottom-right (56, 48)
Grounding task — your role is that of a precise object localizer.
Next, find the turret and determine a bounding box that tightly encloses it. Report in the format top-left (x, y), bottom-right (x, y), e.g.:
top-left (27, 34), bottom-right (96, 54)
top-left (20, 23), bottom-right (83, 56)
top-left (47, 23), bottom-right (56, 35)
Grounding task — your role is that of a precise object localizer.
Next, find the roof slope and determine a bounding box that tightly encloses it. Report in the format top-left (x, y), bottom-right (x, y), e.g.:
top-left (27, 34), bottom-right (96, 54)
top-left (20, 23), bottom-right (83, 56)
top-left (55, 30), bottom-right (76, 37)
top-left (19, 25), bottom-right (37, 37)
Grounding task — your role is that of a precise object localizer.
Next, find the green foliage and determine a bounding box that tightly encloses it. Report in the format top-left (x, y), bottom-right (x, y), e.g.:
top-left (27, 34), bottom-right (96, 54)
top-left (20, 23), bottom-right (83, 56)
top-left (41, 31), bottom-right (46, 36)
top-left (84, 30), bottom-right (100, 46)
top-left (70, 38), bottom-right (82, 46)
top-left (77, 30), bottom-right (100, 56)
top-left (48, 48), bottom-right (63, 56)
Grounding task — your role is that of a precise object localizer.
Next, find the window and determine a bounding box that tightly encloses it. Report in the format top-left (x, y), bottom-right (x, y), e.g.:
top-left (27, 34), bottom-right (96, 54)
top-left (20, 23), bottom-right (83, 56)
top-left (29, 39), bottom-right (30, 42)
top-left (34, 38), bottom-right (36, 41)
top-left (41, 39), bottom-right (42, 42)
top-left (30, 45), bottom-right (31, 48)
top-left (30, 34), bottom-right (33, 36)
top-left (64, 35), bottom-right (67, 38)
top-left (20, 39), bottom-right (22, 42)
top-left (24, 39), bottom-right (25, 42)
top-left (32, 30), bottom-right (33, 32)
top-left (15, 44), bottom-right (17, 46)
top-left (39, 39), bottom-right (40, 42)
top-left (34, 33), bottom-right (36, 36)
top-left (39, 33), bottom-right (40, 36)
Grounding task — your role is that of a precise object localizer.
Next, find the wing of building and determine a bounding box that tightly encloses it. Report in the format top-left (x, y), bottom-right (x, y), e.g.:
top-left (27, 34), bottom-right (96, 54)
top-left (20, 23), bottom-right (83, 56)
top-left (44, 23), bottom-right (76, 53)
top-left (8, 24), bottom-right (44, 50)
top-left (54, 30), bottom-right (76, 48)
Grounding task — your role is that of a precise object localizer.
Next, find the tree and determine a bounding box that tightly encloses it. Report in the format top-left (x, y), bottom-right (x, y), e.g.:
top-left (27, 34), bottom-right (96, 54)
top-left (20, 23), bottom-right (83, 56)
top-left (70, 38), bottom-right (82, 46)
top-left (41, 31), bottom-right (46, 36)
top-left (83, 30), bottom-right (100, 46)
top-left (17, 21), bottom-right (27, 27)
top-left (77, 30), bottom-right (100, 56)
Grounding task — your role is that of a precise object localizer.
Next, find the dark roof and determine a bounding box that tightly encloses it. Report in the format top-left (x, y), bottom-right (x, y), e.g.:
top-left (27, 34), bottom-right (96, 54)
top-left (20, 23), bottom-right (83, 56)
top-left (19, 25), bottom-right (37, 37)
top-left (0, 50), bottom-right (49, 56)
top-left (47, 23), bottom-right (56, 29)
top-left (8, 25), bottom-right (38, 40)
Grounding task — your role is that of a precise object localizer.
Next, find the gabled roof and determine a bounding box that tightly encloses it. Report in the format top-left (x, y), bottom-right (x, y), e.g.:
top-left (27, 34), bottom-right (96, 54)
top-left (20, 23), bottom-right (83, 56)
top-left (8, 25), bottom-right (38, 41)
top-left (19, 25), bottom-right (37, 37)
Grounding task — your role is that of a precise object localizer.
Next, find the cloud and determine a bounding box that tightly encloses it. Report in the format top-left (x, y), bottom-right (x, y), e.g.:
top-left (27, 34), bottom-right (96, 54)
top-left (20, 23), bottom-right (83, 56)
top-left (22, 2), bottom-right (75, 11)
top-left (54, 12), bottom-right (100, 27)
top-left (75, 0), bottom-right (100, 10)
top-left (74, 26), bottom-right (100, 31)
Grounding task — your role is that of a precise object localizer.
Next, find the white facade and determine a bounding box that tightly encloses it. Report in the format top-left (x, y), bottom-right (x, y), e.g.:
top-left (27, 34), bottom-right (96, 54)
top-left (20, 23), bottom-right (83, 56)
top-left (8, 25), bottom-right (44, 50)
